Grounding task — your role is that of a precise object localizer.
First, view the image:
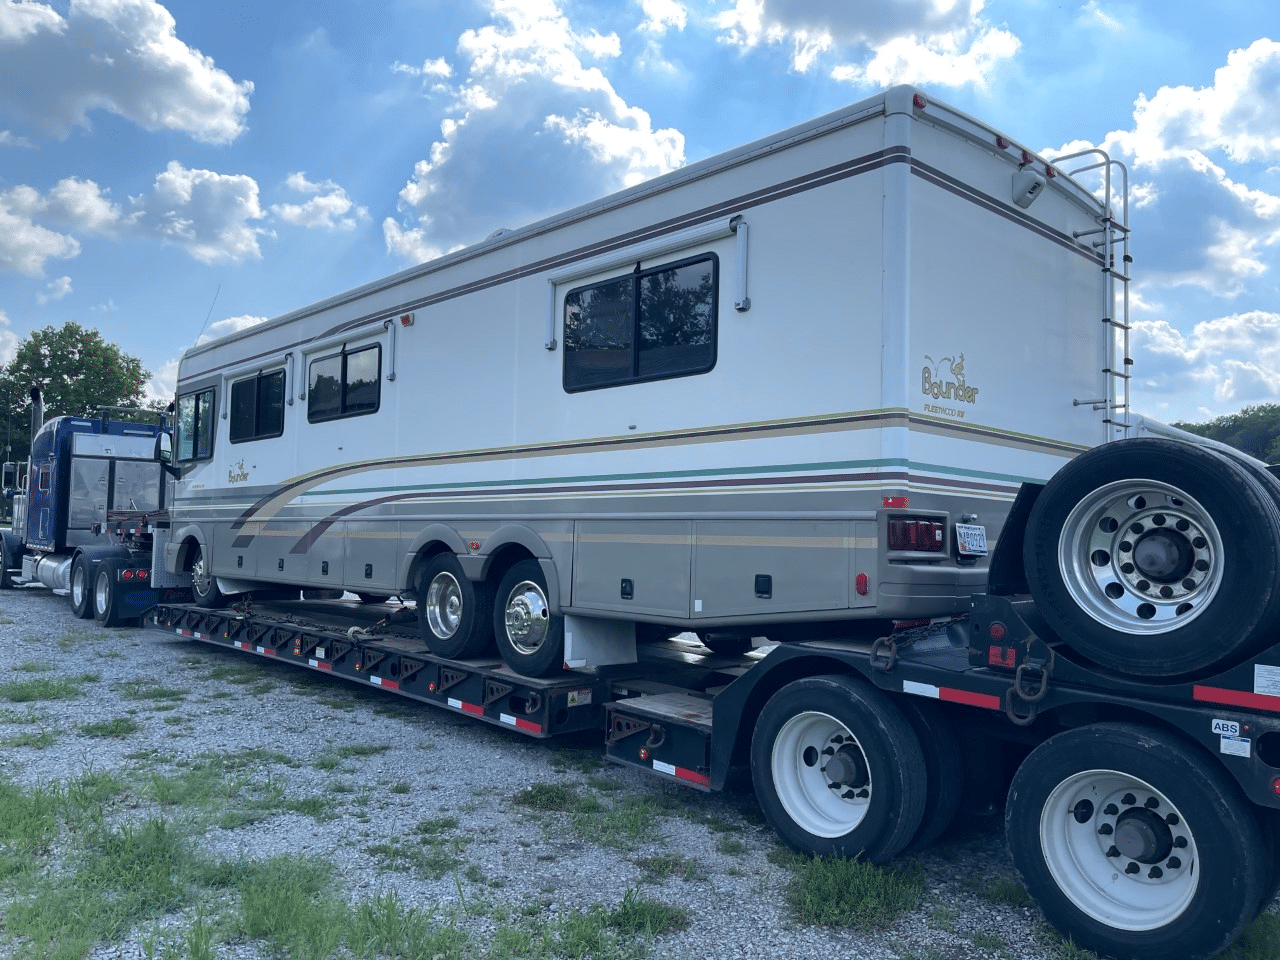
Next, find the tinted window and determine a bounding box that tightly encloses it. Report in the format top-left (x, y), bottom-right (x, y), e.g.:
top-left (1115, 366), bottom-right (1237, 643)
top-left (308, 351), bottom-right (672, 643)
top-left (230, 370), bottom-right (285, 443)
top-left (308, 344), bottom-right (381, 422)
top-left (564, 255), bottom-right (717, 392)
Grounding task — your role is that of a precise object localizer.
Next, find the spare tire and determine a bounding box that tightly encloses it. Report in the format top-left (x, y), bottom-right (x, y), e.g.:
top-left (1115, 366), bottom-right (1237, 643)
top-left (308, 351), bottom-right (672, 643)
top-left (1024, 438), bottom-right (1280, 677)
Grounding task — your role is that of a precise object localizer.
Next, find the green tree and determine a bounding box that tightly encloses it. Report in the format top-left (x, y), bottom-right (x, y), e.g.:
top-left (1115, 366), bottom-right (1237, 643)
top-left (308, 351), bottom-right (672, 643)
top-left (1175, 404), bottom-right (1280, 463)
top-left (0, 322), bottom-right (151, 463)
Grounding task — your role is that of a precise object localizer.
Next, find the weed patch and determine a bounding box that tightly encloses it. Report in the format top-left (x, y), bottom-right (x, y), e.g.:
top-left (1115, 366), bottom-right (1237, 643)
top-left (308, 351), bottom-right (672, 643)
top-left (786, 855), bottom-right (924, 930)
top-left (80, 717), bottom-right (141, 739)
top-left (0, 676), bottom-right (86, 702)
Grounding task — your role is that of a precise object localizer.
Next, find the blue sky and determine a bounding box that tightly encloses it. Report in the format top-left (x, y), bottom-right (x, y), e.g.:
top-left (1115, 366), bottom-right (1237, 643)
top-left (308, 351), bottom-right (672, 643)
top-left (1, 0), bottom-right (1278, 425)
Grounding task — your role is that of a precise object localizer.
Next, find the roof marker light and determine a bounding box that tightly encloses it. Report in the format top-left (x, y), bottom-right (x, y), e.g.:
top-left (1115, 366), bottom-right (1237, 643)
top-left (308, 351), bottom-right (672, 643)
top-left (912, 93), bottom-right (927, 110)
top-left (1021, 149), bottom-right (1034, 165)
top-left (1044, 165), bottom-right (1057, 178)
top-left (996, 136), bottom-right (1010, 150)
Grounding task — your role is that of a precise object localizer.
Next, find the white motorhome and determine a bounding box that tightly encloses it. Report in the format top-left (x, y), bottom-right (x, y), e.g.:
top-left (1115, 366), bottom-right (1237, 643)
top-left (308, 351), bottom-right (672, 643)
top-left (166, 86), bottom-right (1129, 677)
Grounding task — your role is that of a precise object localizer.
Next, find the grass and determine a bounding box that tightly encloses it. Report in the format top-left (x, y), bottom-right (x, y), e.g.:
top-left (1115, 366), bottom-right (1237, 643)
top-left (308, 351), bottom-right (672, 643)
top-left (0, 676), bottom-right (87, 702)
top-left (969, 875), bottom-right (1033, 909)
top-left (514, 782), bottom-right (665, 850)
top-left (116, 680), bottom-right (188, 702)
top-left (3, 728), bottom-right (59, 748)
top-left (14, 659), bottom-right (54, 673)
top-left (514, 782), bottom-right (578, 811)
top-left (80, 717), bottom-right (141, 738)
top-left (1219, 914), bottom-right (1280, 960)
top-left (633, 852), bottom-right (705, 882)
top-left (785, 854), bottom-right (924, 930)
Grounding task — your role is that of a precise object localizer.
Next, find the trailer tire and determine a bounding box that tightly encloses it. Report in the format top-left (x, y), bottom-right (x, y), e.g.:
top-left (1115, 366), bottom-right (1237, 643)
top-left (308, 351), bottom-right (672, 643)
top-left (190, 543), bottom-right (225, 609)
top-left (1024, 438), bottom-right (1280, 677)
top-left (1006, 722), bottom-right (1267, 960)
top-left (493, 560), bottom-right (564, 678)
top-left (69, 556), bottom-right (94, 619)
top-left (418, 553), bottom-right (494, 660)
top-left (93, 559), bottom-right (137, 628)
top-left (897, 699), bottom-right (964, 851)
top-left (750, 674), bottom-right (926, 863)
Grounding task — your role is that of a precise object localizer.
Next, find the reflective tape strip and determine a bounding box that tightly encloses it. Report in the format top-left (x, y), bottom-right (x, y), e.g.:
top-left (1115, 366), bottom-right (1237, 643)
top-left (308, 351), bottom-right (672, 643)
top-left (448, 698), bottom-right (484, 716)
top-left (308, 659), bottom-right (334, 671)
top-left (903, 679), bottom-right (1000, 710)
top-left (500, 713), bottom-right (542, 734)
top-left (255, 646), bottom-right (277, 656)
top-left (175, 628), bottom-right (212, 641)
top-left (652, 759), bottom-right (711, 787)
top-left (1194, 684), bottom-right (1280, 713)
top-left (370, 676), bottom-right (399, 690)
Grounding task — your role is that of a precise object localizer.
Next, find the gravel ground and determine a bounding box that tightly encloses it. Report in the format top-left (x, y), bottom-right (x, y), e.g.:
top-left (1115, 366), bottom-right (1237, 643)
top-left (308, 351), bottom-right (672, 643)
top-left (0, 585), bottom-right (1082, 960)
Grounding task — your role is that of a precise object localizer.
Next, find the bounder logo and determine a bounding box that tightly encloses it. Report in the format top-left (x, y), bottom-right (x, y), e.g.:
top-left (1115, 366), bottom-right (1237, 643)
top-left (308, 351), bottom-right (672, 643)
top-left (922, 353), bottom-right (980, 404)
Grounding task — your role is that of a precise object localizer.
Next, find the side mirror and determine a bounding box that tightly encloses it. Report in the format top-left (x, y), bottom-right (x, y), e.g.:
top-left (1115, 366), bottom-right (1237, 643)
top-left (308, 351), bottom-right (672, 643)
top-left (157, 433), bottom-right (173, 463)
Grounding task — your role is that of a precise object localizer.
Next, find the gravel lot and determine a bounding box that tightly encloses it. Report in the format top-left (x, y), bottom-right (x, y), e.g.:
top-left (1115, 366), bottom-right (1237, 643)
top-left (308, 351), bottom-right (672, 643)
top-left (0, 586), bottom-right (1092, 960)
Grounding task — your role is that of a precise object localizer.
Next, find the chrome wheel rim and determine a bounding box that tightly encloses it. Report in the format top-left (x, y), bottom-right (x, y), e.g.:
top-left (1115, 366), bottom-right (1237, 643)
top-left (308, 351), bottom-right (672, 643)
top-left (1059, 479), bottom-right (1223, 634)
top-left (425, 571), bottom-right (463, 639)
top-left (502, 579), bottom-right (550, 655)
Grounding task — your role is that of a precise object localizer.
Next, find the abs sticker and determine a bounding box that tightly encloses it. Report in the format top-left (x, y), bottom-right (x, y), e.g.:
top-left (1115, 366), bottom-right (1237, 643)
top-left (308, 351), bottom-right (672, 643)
top-left (1212, 718), bottom-right (1240, 737)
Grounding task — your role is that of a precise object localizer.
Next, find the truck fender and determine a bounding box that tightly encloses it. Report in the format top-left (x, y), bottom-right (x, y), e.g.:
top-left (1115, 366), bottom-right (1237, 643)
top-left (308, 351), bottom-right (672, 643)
top-left (471, 524), bottom-right (564, 612)
top-left (400, 524), bottom-right (471, 592)
top-left (167, 523), bottom-right (210, 575)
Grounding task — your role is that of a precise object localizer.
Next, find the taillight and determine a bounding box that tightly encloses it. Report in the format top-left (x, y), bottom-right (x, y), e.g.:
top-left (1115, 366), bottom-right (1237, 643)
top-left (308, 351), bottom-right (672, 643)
top-left (887, 517), bottom-right (944, 552)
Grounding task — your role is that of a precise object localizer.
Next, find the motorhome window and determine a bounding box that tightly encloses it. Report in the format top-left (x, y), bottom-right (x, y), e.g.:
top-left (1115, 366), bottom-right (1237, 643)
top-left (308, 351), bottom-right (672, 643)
top-left (230, 370), bottom-right (285, 443)
top-left (307, 344), bottom-right (381, 422)
top-left (564, 254), bottom-right (717, 391)
top-left (175, 387), bottom-right (216, 462)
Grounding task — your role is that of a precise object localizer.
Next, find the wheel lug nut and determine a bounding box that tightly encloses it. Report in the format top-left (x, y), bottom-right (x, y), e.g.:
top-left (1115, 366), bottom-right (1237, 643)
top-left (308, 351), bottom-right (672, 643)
top-left (1125, 862), bottom-right (1140, 874)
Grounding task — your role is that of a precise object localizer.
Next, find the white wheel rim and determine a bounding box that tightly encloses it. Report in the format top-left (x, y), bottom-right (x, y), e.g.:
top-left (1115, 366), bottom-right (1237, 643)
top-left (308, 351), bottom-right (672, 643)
top-left (71, 566), bottom-right (85, 607)
top-left (770, 710), bottom-right (872, 839)
top-left (425, 571), bottom-right (463, 639)
top-left (1059, 479), bottom-right (1224, 635)
top-left (1040, 769), bottom-right (1198, 931)
top-left (192, 550), bottom-right (212, 597)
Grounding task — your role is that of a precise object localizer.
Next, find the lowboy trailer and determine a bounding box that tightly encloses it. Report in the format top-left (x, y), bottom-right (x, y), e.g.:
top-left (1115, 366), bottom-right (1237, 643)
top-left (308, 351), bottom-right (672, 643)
top-left (149, 485), bottom-right (1280, 960)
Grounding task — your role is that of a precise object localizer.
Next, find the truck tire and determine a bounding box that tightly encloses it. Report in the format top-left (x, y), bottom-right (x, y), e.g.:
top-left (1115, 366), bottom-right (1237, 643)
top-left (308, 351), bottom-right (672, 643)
top-left (93, 559), bottom-right (137, 628)
top-left (1006, 722), bottom-right (1267, 960)
top-left (492, 559), bottom-right (564, 677)
top-left (750, 674), bottom-right (927, 863)
top-left (69, 556), bottom-right (94, 619)
top-left (897, 699), bottom-right (964, 851)
top-left (1024, 438), bottom-right (1280, 677)
top-left (418, 553), bottom-right (494, 660)
top-left (190, 543), bottom-right (225, 609)
top-left (0, 531), bottom-right (17, 589)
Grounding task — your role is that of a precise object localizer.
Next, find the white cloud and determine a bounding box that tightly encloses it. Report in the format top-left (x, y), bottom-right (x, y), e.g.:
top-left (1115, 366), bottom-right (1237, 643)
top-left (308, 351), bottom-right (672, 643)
top-left (0, 309), bottom-right (20, 366)
top-left (393, 57), bottom-right (453, 78)
top-left (638, 0), bottom-right (686, 35)
top-left (0, 187), bottom-right (81, 275)
top-left (1133, 312), bottom-right (1280, 414)
top-left (144, 356), bottom-right (178, 406)
top-left (1111, 39), bottom-right (1280, 167)
top-left (36, 275), bottom-right (72, 303)
top-left (0, 130), bottom-right (32, 148)
top-left (270, 172), bottom-right (369, 232)
top-left (712, 0), bottom-right (1017, 84)
top-left (130, 162), bottom-right (269, 264)
top-left (197, 314), bottom-right (270, 345)
top-left (384, 0), bottom-right (685, 264)
top-left (0, 0), bottom-right (253, 144)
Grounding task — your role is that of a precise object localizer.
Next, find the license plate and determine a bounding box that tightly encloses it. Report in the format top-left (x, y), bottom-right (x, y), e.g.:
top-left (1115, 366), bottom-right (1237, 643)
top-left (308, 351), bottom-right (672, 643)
top-left (955, 523), bottom-right (988, 556)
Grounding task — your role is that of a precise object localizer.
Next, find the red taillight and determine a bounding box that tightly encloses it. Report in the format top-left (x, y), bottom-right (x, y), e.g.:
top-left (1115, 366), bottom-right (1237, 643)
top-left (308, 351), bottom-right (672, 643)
top-left (989, 621), bottom-right (1006, 641)
top-left (1272, 777), bottom-right (1280, 799)
top-left (122, 569), bottom-right (134, 580)
top-left (137, 569), bottom-right (148, 580)
top-left (887, 517), bottom-right (944, 552)
top-left (855, 573), bottom-right (869, 596)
